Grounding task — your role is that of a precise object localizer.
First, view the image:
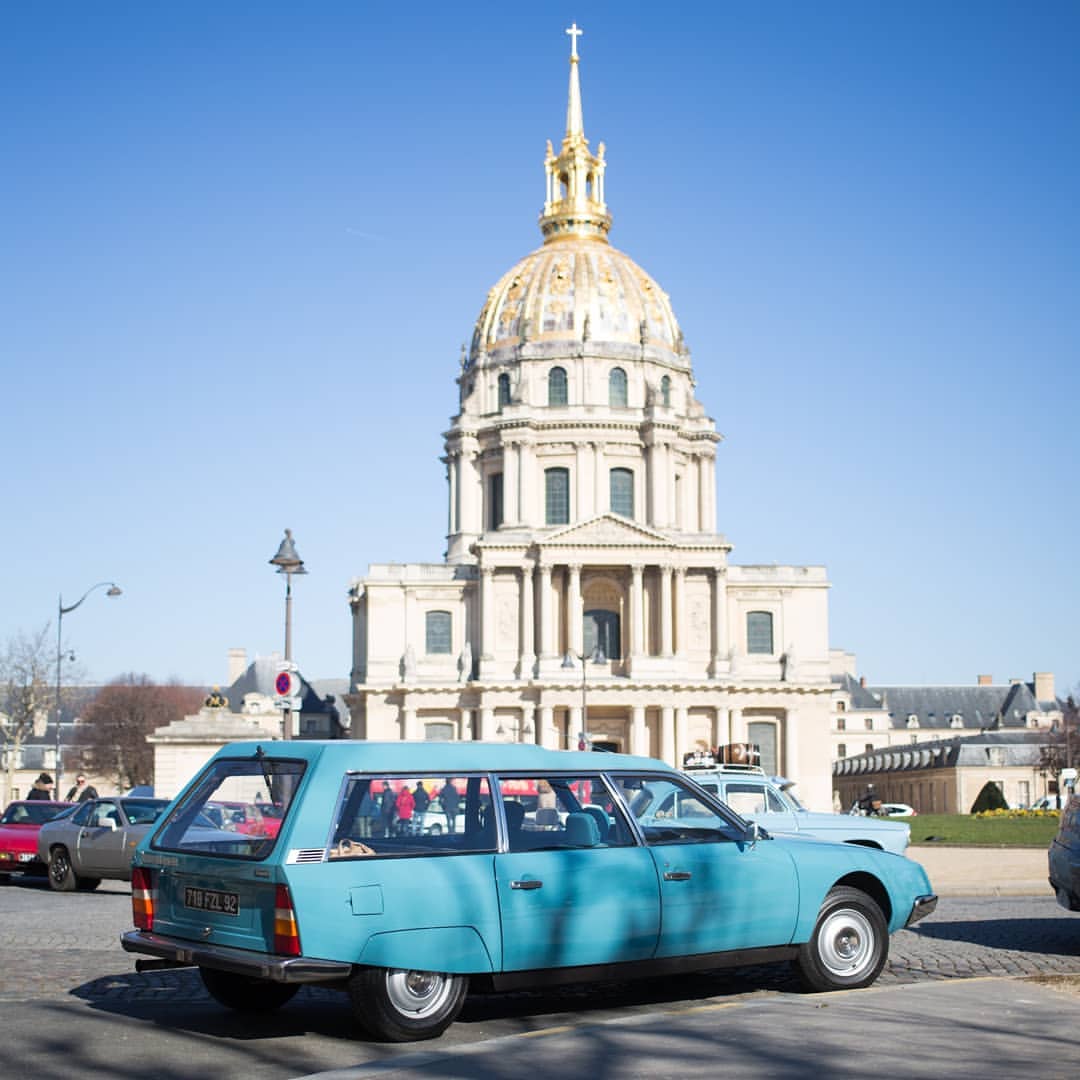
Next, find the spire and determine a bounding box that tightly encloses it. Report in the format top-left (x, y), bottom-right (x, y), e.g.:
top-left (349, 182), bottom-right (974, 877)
top-left (539, 23), bottom-right (611, 244)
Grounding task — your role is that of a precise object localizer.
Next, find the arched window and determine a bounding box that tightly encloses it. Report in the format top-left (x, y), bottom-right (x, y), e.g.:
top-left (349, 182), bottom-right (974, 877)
top-left (545, 467), bottom-right (569, 525)
top-left (609, 468), bottom-right (634, 518)
top-left (609, 367), bottom-right (628, 407)
top-left (746, 611), bottom-right (774, 654)
top-left (548, 366), bottom-right (568, 406)
top-left (497, 373), bottom-right (511, 409)
top-left (660, 375), bottom-right (671, 407)
top-left (425, 611), bottom-right (452, 655)
top-left (584, 609), bottom-right (621, 661)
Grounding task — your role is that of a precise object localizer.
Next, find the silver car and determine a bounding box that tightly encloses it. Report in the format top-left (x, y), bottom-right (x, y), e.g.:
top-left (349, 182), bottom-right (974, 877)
top-left (683, 764), bottom-right (910, 855)
top-left (37, 797), bottom-right (170, 891)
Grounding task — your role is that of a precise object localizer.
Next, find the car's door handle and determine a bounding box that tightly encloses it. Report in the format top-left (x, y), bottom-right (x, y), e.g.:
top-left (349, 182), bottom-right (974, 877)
top-left (663, 870), bottom-right (692, 881)
top-left (510, 879), bottom-right (543, 890)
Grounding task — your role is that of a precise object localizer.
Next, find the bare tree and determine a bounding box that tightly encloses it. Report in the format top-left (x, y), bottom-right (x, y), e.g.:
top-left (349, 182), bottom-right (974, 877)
top-left (77, 676), bottom-right (204, 792)
top-left (1038, 694), bottom-right (1079, 807)
top-left (0, 625), bottom-right (54, 800)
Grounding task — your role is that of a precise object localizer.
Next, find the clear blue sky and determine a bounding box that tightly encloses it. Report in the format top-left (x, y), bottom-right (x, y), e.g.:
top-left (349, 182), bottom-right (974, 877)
top-left (3, 2), bottom-right (1077, 694)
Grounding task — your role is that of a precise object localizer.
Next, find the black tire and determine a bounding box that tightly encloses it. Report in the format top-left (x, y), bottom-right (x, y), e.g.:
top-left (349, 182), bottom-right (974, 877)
top-left (794, 885), bottom-right (888, 992)
top-left (76, 877), bottom-right (102, 892)
top-left (199, 967), bottom-right (299, 1013)
top-left (348, 966), bottom-right (468, 1042)
top-left (47, 847), bottom-right (78, 892)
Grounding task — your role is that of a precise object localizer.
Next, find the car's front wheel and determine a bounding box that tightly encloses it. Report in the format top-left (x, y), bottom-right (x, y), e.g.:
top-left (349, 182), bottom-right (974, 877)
top-left (47, 847), bottom-right (78, 892)
top-left (794, 885), bottom-right (888, 991)
top-left (348, 966), bottom-right (468, 1041)
top-left (199, 968), bottom-right (299, 1012)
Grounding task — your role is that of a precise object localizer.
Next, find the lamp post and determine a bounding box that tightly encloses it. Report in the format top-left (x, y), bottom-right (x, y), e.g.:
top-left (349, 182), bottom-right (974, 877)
top-left (55, 582), bottom-right (122, 798)
top-left (562, 644), bottom-right (606, 750)
top-left (269, 529), bottom-right (306, 741)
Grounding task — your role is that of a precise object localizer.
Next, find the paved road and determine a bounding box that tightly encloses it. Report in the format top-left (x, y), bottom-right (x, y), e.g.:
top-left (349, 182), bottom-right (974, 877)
top-left (2, 875), bottom-right (1080, 1078)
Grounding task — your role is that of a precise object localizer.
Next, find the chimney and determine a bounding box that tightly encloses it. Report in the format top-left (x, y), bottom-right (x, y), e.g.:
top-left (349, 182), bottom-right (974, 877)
top-left (1034, 672), bottom-right (1055, 702)
top-left (977, 674), bottom-right (993, 686)
top-left (227, 648), bottom-right (248, 685)
top-left (859, 676), bottom-right (867, 688)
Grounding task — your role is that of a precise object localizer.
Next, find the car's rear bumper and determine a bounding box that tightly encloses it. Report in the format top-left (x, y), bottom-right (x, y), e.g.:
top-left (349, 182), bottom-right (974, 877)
top-left (121, 930), bottom-right (353, 984)
top-left (905, 893), bottom-right (938, 926)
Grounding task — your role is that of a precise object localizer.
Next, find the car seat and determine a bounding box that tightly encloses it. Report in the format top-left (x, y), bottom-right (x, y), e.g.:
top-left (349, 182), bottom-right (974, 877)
top-left (583, 805), bottom-right (610, 842)
top-left (564, 812), bottom-right (601, 848)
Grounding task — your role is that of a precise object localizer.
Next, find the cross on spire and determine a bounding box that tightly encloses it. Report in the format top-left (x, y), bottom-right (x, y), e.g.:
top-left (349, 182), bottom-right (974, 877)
top-left (566, 22), bottom-right (583, 59)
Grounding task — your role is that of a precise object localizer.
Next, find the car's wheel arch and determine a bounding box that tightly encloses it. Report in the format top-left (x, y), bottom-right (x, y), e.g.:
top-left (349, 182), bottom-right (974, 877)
top-left (833, 871), bottom-right (891, 924)
top-left (845, 838), bottom-right (884, 851)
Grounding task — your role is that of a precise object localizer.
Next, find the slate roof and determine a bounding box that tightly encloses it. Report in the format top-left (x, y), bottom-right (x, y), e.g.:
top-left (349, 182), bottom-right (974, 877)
top-left (834, 728), bottom-right (1056, 775)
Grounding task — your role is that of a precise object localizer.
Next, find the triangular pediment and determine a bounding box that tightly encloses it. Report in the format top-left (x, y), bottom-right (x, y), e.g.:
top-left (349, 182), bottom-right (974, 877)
top-left (543, 514), bottom-right (673, 547)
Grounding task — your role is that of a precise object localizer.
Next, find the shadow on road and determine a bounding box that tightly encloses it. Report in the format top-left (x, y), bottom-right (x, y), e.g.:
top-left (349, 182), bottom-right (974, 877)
top-left (909, 917), bottom-right (1080, 956)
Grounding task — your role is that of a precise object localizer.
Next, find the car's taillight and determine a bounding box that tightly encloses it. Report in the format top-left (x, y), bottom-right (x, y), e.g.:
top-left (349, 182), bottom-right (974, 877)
top-left (131, 866), bottom-right (155, 931)
top-left (273, 884), bottom-right (301, 956)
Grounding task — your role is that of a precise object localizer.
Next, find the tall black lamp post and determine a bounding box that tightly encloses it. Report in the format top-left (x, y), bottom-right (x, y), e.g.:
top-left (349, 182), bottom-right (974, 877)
top-left (269, 529), bottom-right (306, 740)
top-left (55, 582), bottom-right (122, 797)
top-left (562, 644), bottom-right (606, 750)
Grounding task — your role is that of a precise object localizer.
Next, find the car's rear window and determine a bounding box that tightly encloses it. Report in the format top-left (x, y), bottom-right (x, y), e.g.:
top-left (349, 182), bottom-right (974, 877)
top-left (152, 756), bottom-right (305, 860)
top-left (0, 802), bottom-right (72, 825)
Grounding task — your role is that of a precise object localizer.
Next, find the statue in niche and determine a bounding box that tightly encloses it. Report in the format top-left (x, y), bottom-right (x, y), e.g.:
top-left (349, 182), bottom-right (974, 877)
top-left (458, 641), bottom-right (473, 683)
top-left (401, 645), bottom-right (417, 681)
top-left (782, 644), bottom-right (798, 682)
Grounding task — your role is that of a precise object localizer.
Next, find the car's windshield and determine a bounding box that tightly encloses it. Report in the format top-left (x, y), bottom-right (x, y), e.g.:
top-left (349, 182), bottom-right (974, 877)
top-left (153, 756), bottom-right (305, 859)
top-left (0, 802), bottom-right (72, 825)
top-left (120, 798), bottom-right (170, 825)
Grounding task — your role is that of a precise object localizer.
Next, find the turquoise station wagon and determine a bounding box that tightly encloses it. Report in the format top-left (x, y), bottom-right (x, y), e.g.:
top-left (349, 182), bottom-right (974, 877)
top-left (121, 742), bottom-right (937, 1041)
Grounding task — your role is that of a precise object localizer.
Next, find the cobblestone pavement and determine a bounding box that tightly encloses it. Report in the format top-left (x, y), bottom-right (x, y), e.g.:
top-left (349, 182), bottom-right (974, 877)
top-left (3, 875), bottom-right (1079, 1013)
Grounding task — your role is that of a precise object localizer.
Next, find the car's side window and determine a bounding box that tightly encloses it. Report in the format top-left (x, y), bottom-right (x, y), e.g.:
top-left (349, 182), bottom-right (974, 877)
top-left (765, 787), bottom-right (787, 813)
top-left (724, 783), bottom-right (768, 817)
top-left (611, 774), bottom-right (741, 845)
top-left (71, 802), bottom-right (94, 826)
top-left (328, 775), bottom-right (494, 859)
top-left (495, 775), bottom-right (635, 851)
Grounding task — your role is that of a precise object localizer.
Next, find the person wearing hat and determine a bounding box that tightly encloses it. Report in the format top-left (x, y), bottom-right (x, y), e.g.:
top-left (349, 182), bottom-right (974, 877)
top-left (26, 773), bottom-right (55, 801)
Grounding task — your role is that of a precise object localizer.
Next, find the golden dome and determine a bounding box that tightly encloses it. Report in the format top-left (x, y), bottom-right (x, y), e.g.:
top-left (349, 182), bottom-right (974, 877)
top-left (467, 24), bottom-right (688, 370)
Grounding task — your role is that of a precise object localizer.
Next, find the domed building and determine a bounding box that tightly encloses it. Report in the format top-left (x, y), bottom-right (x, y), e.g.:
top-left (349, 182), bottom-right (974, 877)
top-left (347, 29), bottom-right (835, 810)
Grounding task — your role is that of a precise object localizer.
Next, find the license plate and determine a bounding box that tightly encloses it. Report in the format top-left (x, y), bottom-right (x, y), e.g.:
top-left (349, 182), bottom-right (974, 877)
top-left (18, 853), bottom-right (35, 863)
top-left (184, 887), bottom-right (239, 916)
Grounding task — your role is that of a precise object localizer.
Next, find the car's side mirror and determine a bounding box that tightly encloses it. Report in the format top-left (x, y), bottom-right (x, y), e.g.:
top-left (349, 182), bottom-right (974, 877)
top-left (102, 818), bottom-right (117, 831)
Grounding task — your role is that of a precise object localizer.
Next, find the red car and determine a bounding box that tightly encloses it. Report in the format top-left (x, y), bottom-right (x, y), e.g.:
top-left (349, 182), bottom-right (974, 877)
top-left (0, 801), bottom-right (76, 881)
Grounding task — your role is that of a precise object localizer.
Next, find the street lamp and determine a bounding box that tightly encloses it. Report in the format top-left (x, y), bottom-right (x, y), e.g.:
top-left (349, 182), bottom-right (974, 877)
top-left (269, 529), bottom-right (306, 741)
top-left (55, 582), bottom-right (122, 798)
top-left (562, 644), bottom-right (606, 750)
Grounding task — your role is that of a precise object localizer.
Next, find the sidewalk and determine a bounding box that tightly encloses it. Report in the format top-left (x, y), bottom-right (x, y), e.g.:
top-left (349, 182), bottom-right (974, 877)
top-left (908, 844), bottom-right (1051, 897)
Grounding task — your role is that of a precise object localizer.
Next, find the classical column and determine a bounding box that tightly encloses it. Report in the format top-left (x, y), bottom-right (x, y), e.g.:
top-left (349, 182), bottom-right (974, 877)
top-left (401, 702), bottom-right (418, 742)
top-left (673, 567), bottom-right (686, 656)
top-left (629, 564), bottom-right (644, 659)
top-left (785, 708), bottom-right (799, 780)
top-left (446, 453), bottom-right (457, 535)
top-left (712, 706), bottom-right (730, 751)
top-left (520, 562), bottom-right (535, 678)
top-left (574, 442), bottom-right (587, 519)
top-left (521, 701), bottom-right (536, 745)
top-left (478, 706), bottom-right (496, 742)
top-left (519, 439), bottom-right (536, 526)
top-left (660, 705), bottom-right (675, 766)
top-left (660, 565), bottom-right (674, 657)
top-left (674, 706), bottom-right (689, 767)
top-left (705, 453), bottom-right (717, 532)
top-left (730, 707), bottom-right (746, 744)
top-left (593, 441), bottom-right (605, 515)
top-left (568, 704), bottom-right (583, 747)
top-left (710, 567), bottom-right (727, 677)
top-left (537, 704), bottom-right (553, 747)
top-left (538, 563), bottom-right (553, 660)
top-left (631, 704), bottom-right (647, 757)
top-left (567, 564), bottom-right (583, 658)
top-left (480, 565), bottom-right (496, 662)
top-left (459, 436), bottom-right (480, 535)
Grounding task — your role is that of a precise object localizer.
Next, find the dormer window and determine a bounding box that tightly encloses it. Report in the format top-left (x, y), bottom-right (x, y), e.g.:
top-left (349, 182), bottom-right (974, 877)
top-left (950, 714), bottom-right (964, 729)
top-left (906, 714), bottom-right (919, 729)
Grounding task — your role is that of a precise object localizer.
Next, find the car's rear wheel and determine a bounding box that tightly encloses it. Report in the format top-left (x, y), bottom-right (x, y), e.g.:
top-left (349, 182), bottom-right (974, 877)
top-left (47, 847), bottom-right (78, 892)
top-left (347, 966), bottom-right (468, 1041)
top-left (794, 885), bottom-right (888, 992)
top-left (199, 968), bottom-right (299, 1012)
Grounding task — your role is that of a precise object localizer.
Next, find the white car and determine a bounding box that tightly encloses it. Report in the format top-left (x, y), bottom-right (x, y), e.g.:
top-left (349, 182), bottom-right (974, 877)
top-left (880, 803), bottom-right (916, 817)
top-left (682, 761), bottom-right (910, 855)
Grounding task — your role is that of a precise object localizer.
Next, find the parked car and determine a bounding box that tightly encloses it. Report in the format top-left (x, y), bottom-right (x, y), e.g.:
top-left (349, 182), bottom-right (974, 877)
top-left (1049, 794), bottom-right (1080, 911)
top-left (122, 741), bottom-right (936, 1042)
top-left (0, 801), bottom-right (75, 881)
top-left (880, 803), bottom-right (916, 817)
top-left (37, 796), bottom-right (171, 891)
top-left (682, 760), bottom-right (910, 855)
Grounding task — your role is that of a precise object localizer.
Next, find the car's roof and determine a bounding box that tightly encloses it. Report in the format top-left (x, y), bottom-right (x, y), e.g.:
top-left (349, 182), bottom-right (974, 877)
top-left (214, 740), bottom-right (673, 774)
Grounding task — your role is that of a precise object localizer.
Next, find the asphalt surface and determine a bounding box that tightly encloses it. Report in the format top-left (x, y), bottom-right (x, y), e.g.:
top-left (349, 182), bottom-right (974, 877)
top-left (2, 850), bottom-right (1079, 1078)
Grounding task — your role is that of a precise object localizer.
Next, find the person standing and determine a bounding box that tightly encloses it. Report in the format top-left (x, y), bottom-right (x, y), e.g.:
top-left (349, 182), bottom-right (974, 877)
top-left (66, 774), bottom-right (99, 802)
top-left (439, 779), bottom-right (459, 833)
top-left (395, 784), bottom-right (415, 837)
top-left (412, 781), bottom-right (430, 834)
top-left (26, 773), bottom-right (54, 801)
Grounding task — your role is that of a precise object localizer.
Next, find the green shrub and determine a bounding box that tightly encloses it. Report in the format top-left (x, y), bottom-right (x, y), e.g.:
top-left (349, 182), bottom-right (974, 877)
top-left (969, 782), bottom-right (1009, 814)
